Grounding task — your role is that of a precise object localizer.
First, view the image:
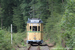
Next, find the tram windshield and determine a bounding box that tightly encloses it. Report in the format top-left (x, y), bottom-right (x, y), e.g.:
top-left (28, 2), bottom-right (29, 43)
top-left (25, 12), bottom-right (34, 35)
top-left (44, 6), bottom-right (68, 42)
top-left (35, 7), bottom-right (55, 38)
top-left (29, 26), bottom-right (40, 31)
top-left (33, 26), bottom-right (37, 31)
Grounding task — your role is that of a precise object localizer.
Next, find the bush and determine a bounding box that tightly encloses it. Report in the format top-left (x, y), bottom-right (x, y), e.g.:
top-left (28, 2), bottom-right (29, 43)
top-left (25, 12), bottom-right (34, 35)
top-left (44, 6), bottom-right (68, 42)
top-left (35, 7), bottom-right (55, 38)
top-left (0, 30), bottom-right (11, 50)
top-left (0, 29), bottom-right (26, 50)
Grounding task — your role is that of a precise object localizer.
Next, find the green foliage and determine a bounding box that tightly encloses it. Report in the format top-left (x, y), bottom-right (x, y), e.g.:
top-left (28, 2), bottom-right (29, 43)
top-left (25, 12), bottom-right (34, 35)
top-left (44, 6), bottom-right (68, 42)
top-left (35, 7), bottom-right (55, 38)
top-left (54, 46), bottom-right (65, 50)
top-left (20, 0), bottom-right (31, 24)
top-left (13, 7), bottom-right (25, 32)
top-left (0, 29), bottom-right (26, 50)
top-left (0, 30), bottom-right (11, 50)
top-left (13, 32), bottom-right (26, 45)
top-left (60, 0), bottom-right (75, 48)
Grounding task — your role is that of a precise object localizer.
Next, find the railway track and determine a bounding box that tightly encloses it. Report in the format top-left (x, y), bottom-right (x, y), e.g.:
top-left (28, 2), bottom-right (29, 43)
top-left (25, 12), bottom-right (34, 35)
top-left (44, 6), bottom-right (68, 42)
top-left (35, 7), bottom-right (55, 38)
top-left (27, 44), bottom-right (50, 50)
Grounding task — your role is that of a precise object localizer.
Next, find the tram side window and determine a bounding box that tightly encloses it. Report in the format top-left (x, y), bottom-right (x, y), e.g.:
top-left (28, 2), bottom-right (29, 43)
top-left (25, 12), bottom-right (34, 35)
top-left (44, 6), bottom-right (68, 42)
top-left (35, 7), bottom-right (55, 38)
top-left (33, 26), bottom-right (37, 31)
top-left (30, 26), bottom-right (31, 31)
top-left (38, 26), bottom-right (40, 31)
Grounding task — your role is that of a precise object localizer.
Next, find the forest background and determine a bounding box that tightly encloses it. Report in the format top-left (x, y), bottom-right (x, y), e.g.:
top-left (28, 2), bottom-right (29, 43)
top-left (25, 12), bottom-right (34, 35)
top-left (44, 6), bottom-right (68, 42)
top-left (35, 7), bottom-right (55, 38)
top-left (0, 0), bottom-right (75, 50)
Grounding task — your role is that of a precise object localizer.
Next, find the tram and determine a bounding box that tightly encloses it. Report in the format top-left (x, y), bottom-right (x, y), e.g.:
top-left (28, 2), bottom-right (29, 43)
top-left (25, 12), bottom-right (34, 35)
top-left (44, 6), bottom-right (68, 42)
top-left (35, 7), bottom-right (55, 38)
top-left (26, 18), bottom-right (43, 45)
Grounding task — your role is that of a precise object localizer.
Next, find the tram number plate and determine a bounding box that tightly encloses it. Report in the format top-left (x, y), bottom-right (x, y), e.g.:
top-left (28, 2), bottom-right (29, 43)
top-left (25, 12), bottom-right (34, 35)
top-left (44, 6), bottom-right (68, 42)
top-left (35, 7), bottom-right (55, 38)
top-left (34, 37), bottom-right (36, 40)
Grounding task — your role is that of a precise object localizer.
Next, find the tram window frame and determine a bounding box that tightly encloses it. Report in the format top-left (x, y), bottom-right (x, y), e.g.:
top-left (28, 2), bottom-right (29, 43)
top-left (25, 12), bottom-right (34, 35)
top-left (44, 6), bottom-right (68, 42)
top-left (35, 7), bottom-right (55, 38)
top-left (30, 26), bottom-right (31, 31)
top-left (38, 26), bottom-right (40, 31)
top-left (27, 24), bottom-right (30, 31)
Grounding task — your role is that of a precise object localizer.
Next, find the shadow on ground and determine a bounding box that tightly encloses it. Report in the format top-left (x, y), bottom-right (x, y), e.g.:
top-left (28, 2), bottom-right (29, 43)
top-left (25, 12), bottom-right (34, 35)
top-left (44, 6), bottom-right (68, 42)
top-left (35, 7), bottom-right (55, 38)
top-left (31, 44), bottom-right (48, 46)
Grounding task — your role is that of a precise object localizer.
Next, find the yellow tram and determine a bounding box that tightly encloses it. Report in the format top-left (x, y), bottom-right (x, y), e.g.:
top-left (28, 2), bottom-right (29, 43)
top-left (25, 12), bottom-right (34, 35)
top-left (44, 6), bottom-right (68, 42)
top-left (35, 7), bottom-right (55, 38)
top-left (26, 18), bottom-right (43, 44)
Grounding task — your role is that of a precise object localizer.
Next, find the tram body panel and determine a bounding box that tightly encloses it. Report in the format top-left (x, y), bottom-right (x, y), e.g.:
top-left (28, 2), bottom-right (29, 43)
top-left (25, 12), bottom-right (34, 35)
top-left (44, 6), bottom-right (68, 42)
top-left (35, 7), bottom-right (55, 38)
top-left (27, 32), bottom-right (42, 40)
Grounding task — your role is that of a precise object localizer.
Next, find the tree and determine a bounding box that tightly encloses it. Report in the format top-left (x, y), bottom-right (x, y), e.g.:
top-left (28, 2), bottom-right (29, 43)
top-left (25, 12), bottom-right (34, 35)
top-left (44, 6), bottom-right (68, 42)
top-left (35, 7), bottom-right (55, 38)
top-left (61, 0), bottom-right (75, 49)
top-left (13, 6), bottom-right (25, 32)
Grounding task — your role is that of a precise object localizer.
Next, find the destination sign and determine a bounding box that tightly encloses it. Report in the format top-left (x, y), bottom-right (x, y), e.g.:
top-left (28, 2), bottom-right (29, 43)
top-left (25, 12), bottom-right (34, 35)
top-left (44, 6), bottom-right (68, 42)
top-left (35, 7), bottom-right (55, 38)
top-left (30, 20), bottom-right (39, 23)
top-left (29, 24), bottom-right (40, 26)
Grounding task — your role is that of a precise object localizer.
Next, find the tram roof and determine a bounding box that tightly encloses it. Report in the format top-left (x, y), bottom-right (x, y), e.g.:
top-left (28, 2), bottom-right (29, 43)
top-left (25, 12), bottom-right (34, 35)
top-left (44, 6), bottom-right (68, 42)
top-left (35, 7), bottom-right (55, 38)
top-left (27, 18), bottom-right (43, 23)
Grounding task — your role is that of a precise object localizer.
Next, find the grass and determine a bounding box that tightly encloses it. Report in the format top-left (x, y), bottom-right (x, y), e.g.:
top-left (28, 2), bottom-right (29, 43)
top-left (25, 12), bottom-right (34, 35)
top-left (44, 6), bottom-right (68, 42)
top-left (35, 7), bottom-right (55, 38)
top-left (51, 46), bottom-right (65, 50)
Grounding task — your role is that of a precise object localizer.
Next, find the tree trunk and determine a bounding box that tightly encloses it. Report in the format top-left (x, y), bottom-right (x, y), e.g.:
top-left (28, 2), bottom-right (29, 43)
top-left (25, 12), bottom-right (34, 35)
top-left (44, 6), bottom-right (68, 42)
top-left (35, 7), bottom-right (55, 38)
top-left (62, 0), bottom-right (64, 3)
top-left (0, 4), bottom-right (3, 29)
top-left (1, 17), bottom-right (3, 29)
top-left (61, 39), bottom-right (66, 48)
